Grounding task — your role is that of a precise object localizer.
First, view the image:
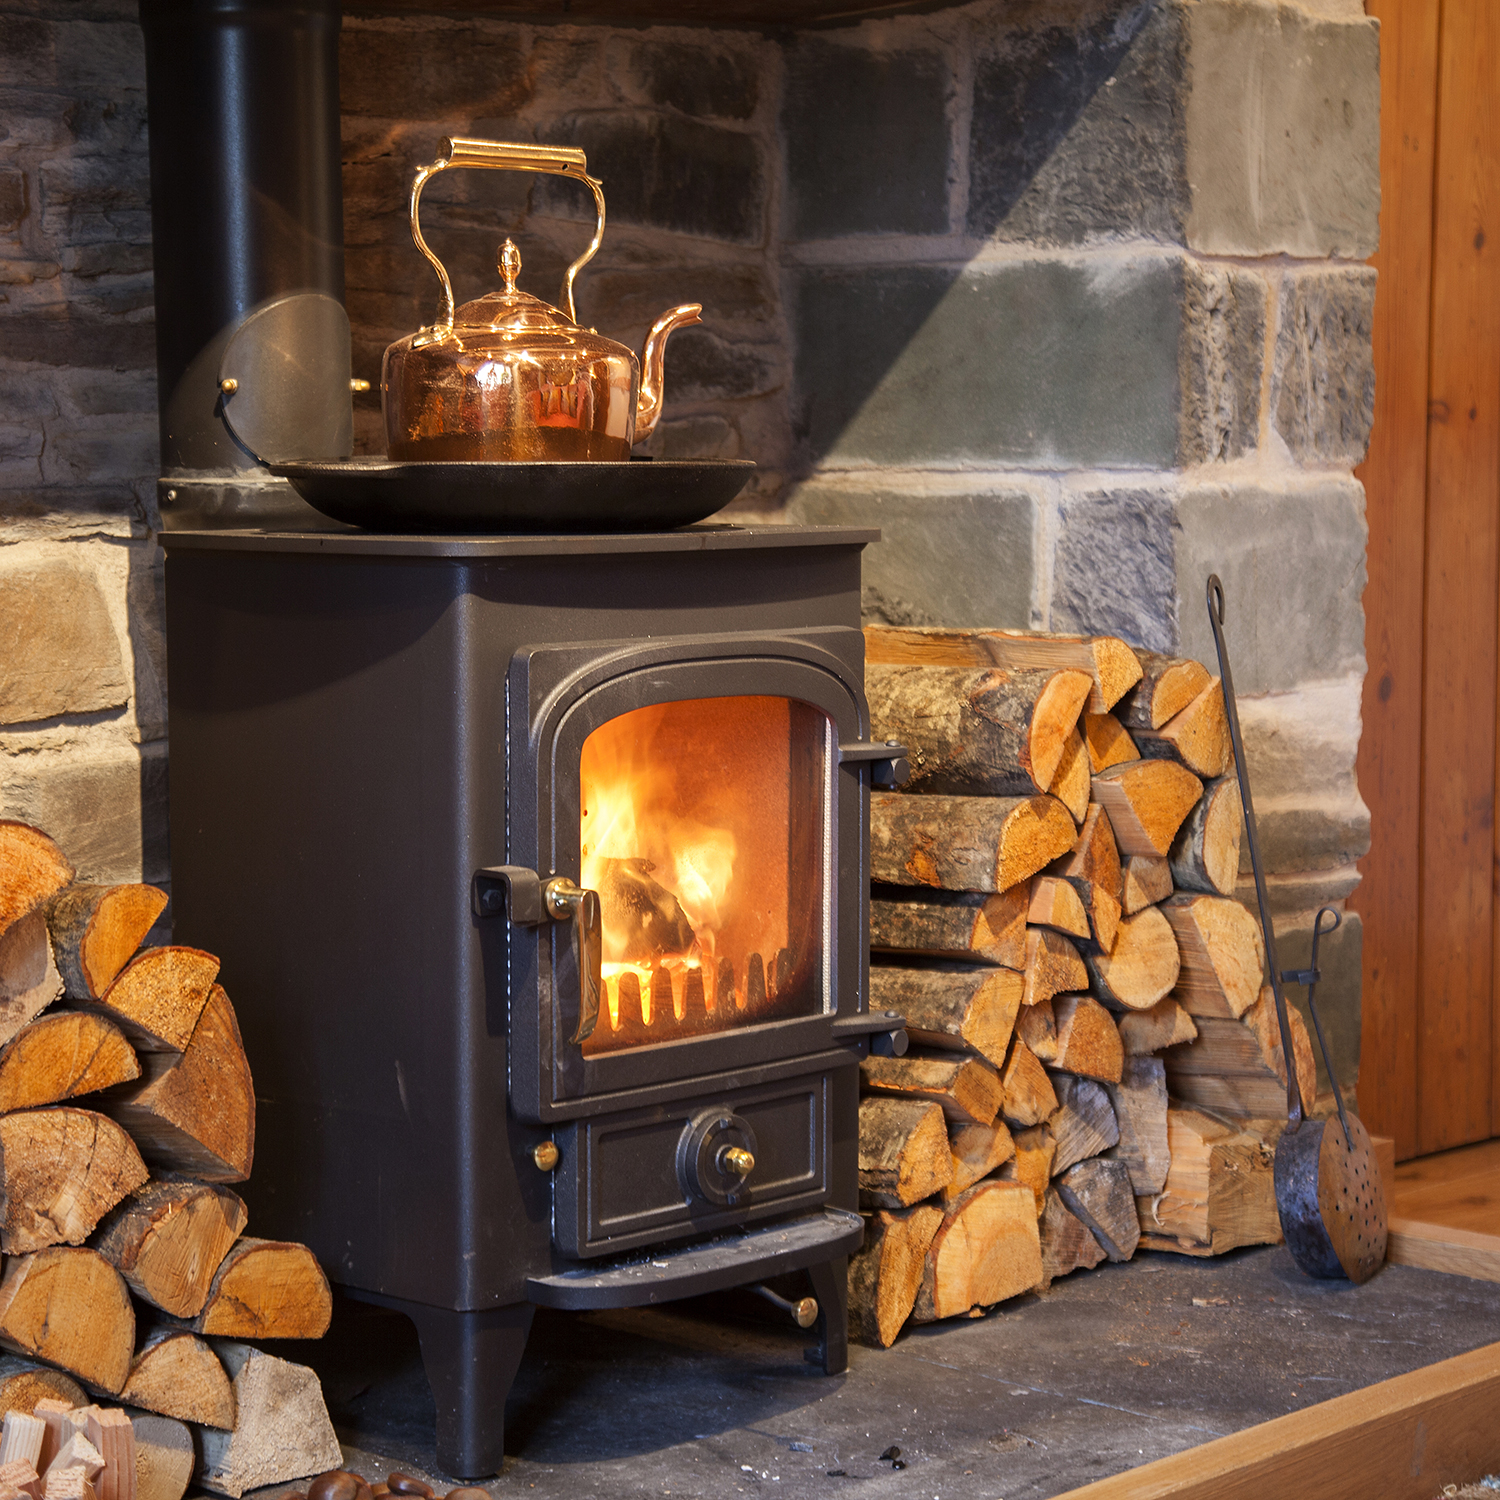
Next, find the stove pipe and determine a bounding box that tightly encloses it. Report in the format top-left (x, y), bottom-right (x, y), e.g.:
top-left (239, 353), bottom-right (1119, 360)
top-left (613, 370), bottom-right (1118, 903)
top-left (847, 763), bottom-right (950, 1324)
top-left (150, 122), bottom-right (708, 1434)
top-left (140, 0), bottom-right (350, 526)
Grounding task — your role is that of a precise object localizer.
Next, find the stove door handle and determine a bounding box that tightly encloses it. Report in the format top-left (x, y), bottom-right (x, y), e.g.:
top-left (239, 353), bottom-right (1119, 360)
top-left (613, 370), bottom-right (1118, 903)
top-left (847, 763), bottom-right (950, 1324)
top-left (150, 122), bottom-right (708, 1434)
top-left (544, 877), bottom-right (603, 1046)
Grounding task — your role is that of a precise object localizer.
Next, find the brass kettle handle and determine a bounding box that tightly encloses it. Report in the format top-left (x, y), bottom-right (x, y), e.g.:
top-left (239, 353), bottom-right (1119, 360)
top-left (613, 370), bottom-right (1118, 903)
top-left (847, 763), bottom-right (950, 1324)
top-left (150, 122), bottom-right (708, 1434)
top-left (543, 877), bottom-right (603, 1045)
top-left (408, 137), bottom-right (606, 330)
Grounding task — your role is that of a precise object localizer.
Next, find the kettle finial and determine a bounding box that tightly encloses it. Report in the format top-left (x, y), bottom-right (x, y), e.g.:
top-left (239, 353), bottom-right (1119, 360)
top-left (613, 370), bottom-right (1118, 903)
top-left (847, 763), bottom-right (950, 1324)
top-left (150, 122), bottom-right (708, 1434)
top-left (498, 239), bottom-right (521, 294)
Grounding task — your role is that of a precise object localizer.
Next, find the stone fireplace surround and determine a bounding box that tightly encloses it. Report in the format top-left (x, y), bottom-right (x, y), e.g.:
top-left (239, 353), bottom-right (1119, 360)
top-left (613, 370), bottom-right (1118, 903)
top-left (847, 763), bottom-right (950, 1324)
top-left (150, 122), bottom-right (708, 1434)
top-left (0, 0), bottom-right (1375, 1099)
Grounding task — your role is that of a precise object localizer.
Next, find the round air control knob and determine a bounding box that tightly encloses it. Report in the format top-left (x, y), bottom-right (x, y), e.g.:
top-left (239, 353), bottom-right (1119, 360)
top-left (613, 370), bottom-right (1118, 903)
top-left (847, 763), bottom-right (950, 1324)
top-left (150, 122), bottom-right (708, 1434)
top-left (677, 1110), bottom-right (759, 1207)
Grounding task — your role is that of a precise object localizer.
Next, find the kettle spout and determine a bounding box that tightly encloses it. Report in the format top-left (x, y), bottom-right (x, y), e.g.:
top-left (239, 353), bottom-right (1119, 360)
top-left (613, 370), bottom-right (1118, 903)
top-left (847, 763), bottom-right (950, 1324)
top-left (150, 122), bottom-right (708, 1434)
top-left (635, 304), bottom-right (702, 442)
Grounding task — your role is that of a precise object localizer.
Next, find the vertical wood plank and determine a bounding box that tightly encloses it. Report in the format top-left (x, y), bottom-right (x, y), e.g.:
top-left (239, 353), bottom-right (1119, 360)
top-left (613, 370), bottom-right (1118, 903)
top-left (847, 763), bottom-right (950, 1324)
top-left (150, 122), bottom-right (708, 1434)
top-left (1354, 0), bottom-right (1441, 1161)
top-left (1418, 0), bottom-right (1500, 1153)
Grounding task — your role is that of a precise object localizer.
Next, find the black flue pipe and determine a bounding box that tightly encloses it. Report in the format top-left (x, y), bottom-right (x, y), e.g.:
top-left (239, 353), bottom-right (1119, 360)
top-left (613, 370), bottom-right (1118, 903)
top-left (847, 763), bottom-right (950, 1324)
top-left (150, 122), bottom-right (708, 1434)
top-left (139, 0), bottom-right (344, 477)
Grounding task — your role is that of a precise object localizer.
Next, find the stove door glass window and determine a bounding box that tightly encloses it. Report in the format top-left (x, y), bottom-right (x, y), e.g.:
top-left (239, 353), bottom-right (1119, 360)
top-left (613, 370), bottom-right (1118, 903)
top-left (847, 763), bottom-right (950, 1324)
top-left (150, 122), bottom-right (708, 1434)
top-left (579, 695), bottom-right (828, 1056)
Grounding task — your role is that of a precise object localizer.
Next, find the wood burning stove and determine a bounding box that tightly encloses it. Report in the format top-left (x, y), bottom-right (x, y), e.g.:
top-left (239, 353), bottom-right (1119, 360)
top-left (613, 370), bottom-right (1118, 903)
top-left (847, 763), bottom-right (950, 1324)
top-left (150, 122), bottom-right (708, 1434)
top-left (160, 522), bottom-right (906, 1478)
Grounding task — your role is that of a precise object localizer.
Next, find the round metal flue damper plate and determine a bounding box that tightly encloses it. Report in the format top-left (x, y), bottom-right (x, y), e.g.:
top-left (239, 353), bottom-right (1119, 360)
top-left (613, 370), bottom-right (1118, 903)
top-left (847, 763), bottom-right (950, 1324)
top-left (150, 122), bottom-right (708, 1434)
top-left (1316, 1112), bottom-right (1388, 1283)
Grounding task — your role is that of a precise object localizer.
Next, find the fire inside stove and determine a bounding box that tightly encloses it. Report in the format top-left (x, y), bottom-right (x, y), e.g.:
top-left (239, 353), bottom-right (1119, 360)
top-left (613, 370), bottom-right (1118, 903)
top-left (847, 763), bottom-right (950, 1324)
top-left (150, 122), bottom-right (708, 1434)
top-left (579, 694), bottom-right (828, 1055)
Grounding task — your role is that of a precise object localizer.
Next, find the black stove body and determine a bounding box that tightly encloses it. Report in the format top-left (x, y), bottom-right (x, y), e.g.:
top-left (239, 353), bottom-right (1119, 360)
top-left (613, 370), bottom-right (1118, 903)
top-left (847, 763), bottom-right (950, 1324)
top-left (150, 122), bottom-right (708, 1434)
top-left (160, 524), bottom-right (902, 1477)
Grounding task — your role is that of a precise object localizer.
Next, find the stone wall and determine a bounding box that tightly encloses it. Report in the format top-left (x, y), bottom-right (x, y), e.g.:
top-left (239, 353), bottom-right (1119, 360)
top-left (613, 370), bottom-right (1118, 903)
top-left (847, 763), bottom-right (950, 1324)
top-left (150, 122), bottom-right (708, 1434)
top-left (1, 0), bottom-right (1376, 1091)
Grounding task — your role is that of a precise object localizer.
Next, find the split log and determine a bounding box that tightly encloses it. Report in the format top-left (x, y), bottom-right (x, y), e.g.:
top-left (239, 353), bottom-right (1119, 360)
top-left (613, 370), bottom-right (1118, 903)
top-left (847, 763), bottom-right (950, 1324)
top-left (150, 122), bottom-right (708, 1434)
top-left (0, 1458), bottom-right (40, 1500)
top-left (870, 793), bottom-right (1077, 895)
top-left (0, 1364), bottom-right (85, 1421)
top-left (118, 1332), bottom-right (232, 1431)
top-left (863, 626), bottom-right (1141, 714)
top-left (944, 1118), bottom-right (1015, 1199)
top-left (847, 1204), bottom-right (943, 1348)
top-left (0, 1015), bottom-right (139, 1113)
top-left (1136, 1109), bottom-right (1280, 1256)
top-left (857, 1098), bottom-right (954, 1209)
top-left (1118, 997), bottom-right (1198, 1055)
top-left (1026, 879), bottom-right (1088, 942)
top-left (1162, 987), bottom-right (1316, 1118)
top-left (0, 1110), bottom-right (148, 1254)
top-left (32, 1404), bottom-right (70, 1475)
top-left (1052, 803), bottom-right (1122, 901)
top-left (0, 1250), bottom-right (134, 1394)
top-left (103, 985), bottom-right (254, 1183)
top-left (1117, 652), bottom-right (1212, 731)
top-left (1056, 1158), bottom-right (1140, 1262)
top-left (1039, 1187), bottom-right (1108, 1288)
top-left (92, 1181), bottom-right (248, 1319)
top-left (1169, 776), bottom-right (1242, 897)
top-left (1021, 928), bottom-right (1088, 1009)
top-left (910, 1181), bottom-right (1041, 1322)
top-left (1162, 893), bottom-right (1263, 1019)
top-left (43, 1433), bottom-right (100, 1482)
top-left (866, 664), bottom-right (1093, 797)
top-left (999, 1039), bottom-right (1057, 1127)
top-left (1135, 679), bottom-right (1230, 779)
top-left (1051, 996), bottom-right (1123, 1083)
top-left (1105, 1055), bottom-right (1171, 1195)
top-left (869, 886), bottom-right (1027, 969)
top-left (184, 1239), bottom-right (330, 1340)
top-left (859, 1054), bottom-right (1003, 1125)
top-left (870, 965), bottom-right (1022, 1069)
top-left (79, 1410), bottom-right (130, 1500)
top-left (0, 914), bottom-right (63, 1050)
top-left (89, 951), bottom-right (218, 1057)
top-left (0, 1415), bottom-right (42, 1471)
top-left (1083, 712), bottom-right (1139, 773)
top-left (1049, 1074), bottom-right (1119, 1176)
top-left (1062, 878), bottom-right (1121, 955)
top-left (45, 889), bottom-right (167, 1004)
top-left (1091, 760), bottom-right (1203, 857)
top-left (0, 827), bottom-right (74, 941)
top-left (127, 1415), bottom-right (191, 1500)
top-left (194, 1343), bottom-right (340, 1498)
top-left (1015, 998), bottom-right (1057, 1064)
top-left (998, 1124), bottom-right (1055, 1216)
top-left (1120, 855), bottom-right (1173, 914)
top-left (42, 1468), bottom-right (94, 1500)
top-left (1082, 906), bottom-right (1180, 1011)
top-left (1048, 730), bottom-right (1090, 823)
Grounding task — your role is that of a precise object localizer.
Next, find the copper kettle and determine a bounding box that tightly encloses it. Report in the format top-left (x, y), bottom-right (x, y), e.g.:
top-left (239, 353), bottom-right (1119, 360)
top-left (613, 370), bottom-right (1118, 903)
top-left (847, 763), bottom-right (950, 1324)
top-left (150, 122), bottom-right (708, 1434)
top-left (382, 139), bottom-right (701, 463)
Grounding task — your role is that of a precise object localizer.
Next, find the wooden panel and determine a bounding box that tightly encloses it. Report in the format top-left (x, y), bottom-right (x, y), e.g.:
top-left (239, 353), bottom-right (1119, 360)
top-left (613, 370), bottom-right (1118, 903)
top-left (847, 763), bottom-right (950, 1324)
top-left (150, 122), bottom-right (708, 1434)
top-left (1418, 0), bottom-right (1500, 1153)
top-left (1353, 0), bottom-right (1441, 1160)
top-left (1388, 1218), bottom-right (1500, 1281)
top-left (1051, 1340), bottom-right (1500, 1500)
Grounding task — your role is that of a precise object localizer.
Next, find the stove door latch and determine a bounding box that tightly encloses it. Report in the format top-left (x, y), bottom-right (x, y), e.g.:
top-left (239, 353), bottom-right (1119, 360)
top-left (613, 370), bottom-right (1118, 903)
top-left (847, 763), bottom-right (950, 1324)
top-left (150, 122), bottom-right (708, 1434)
top-left (831, 1010), bottom-right (908, 1059)
top-left (838, 739), bottom-right (911, 789)
top-left (473, 866), bottom-right (603, 1044)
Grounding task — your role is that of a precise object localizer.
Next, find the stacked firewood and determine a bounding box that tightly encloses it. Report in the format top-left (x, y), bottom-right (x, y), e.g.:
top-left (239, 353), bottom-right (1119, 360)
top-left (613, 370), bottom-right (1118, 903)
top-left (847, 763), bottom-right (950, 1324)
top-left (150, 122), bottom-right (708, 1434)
top-left (0, 822), bottom-right (341, 1499)
top-left (848, 627), bottom-right (1317, 1346)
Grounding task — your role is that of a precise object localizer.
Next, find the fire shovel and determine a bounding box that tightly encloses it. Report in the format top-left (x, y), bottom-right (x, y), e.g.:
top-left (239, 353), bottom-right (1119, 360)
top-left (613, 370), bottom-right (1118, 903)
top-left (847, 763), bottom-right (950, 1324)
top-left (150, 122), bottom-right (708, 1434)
top-left (1206, 575), bottom-right (1388, 1283)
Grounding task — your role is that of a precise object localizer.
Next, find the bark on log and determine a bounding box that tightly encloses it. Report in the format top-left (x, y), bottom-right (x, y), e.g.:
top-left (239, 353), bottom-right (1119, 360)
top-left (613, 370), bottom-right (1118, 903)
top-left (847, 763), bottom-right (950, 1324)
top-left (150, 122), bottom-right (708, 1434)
top-left (0, 1251), bottom-right (133, 1395)
top-left (126, 1416), bottom-right (191, 1500)
top-left (1091, 761), bottom-right (1204, 858)
top-left (1168, 777), bottom-right (1242, 898)
top-left (1162, 893), bottom-right (1263, 1019)
top-left (0, 827), bottom-right (74, 943)
top-left (89, 952), bottom-right (218, 1057)
top-left (0, 1365), bottom-right (85, 1422)
top-left (183, 1240), bottom-right (330, 1341)
top-left (1052, 996), bottom-right (1124, 1083)
top-left (1038, 1187), bottom-right (1106, 1289)
top-left (847, 1204), bottom-right (943, 1349)
top-left (910, 1181), bottom-right (1041, 1322)
top-left (45, 889), bottom-right (167, 1004)
top-left (867, 664), bottom-right (1093, 797)
top-left (1015, 999), bottom-right (1057, 1065)
top-left (1117, 652), bottom-right (1212, 731)
top-left (1120, 855), bottom-right (1173, 915)
top-left (0, 1110), bottom-right (148, 1254)
top-left (118, 1332), bottom-right (232, 1431)
top-left (1162, 987), bottom-right (1317, 1118)
top-left (859, 1054), bottom-right (1003, 1125)
top-left (1056, 1158), bottom-right (1140, 1262)
top-left (869, 886), bottom-right (1027, 969)
top-left (1083, 713), bottom-right (1139, 774)
top-left (1022, 928), bottom-right (1088, 1009)
top-left (863, 626), bottom-right (1141, 714)
top-left (998, 1124), bottom-right (1055, 1217)
top-left (1048, 729), bottom-right (1090, 823)
top-left (857, 1098), bottom-right (954, 1210)
top-left (0, 1016), bottom-right (139, 1114)
top-left (999, 1039), bottom-right (1058, 1128)
top-left (1082, 906), bottom-right (1180, 1011)
top-left (92, 1181), bottom-right (248, 1320)
top-left (104, 986), bottom-right (254, 1183)
top-left (1135, 679), bottom-right (1230, 779)
top-left (1049, 1074), bottom-right (1119, 1176)
top-left (1136, 1110), bottom-right (1281, 1256)
top-left (0, 915), bottom-right (63, 1051)
top-left (870, 793), bottom-right (1077, 895)
top-left (944, 1119), bottom-right (1015, 1199)
top-left (1105, 1055), bottom-right (1171, 1194)
top-left (870, 965), bottom-right (1023, 1069)
top-left (194, 1343), bottom-right (340, 1498)
top-left (1118, 997), bottom-right (1198, 1055)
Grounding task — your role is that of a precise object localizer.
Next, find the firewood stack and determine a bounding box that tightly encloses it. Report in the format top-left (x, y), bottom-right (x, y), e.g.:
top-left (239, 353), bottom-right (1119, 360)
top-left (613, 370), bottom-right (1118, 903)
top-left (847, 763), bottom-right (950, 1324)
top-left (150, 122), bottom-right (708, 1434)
top-left (849, 627), bottom-right (1315, 1347)
top-left (0, 822), bottom-right (341, 1499)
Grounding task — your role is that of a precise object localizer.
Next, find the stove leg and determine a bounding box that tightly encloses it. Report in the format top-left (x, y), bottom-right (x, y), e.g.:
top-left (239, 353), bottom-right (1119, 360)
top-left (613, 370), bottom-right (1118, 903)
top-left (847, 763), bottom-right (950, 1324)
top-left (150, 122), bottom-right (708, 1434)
top-left (804, 1256), bottom-right (848, 1375)
top-left (402, 1301), bottom-right (536, 1480)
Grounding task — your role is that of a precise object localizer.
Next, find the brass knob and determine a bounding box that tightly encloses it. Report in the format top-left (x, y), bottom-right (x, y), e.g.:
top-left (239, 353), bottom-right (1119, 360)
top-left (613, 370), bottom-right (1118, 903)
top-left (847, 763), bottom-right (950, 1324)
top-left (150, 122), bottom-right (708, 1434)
top-left (532, 1141), bottom-right (560, 1171)
top-left (720, 1145), bottom-right (754, 1178)
top-left (792, 1297), bottom-right (819, 1329)
top-left (219, 377), bottom-right (238, 394)
top-left (350, 378), bottom-right (372, 392)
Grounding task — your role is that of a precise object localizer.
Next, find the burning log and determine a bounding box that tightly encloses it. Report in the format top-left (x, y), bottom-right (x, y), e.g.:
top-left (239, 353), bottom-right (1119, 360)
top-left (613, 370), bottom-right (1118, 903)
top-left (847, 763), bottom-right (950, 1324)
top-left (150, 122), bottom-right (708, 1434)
top-left (0, 826), bottom-right (74, 941)
top-left (119, 1332), bottom-right (232, 1431)
top-left (1082, 711), bottom-right (1139, 773)
top-left (847, 1204), bottom-right (943, 1349)
top-left (910, 1181), bottom-right (1042, 1322)
top-left (1161, 893), bottom-right (1263, 1019)
top-left (45, 888), bottom-right (167, 1003)
top-left (0, 1250), bottom-right (134, 1395)
top-left (1169, 776), bottom-right (1243, 898)
top-left (1082, 906), bottom-right (1180, 1010)
top-left (1134, 679), bottom-right (1230, 779)
top-left (1162, 987), bottom-right (1317, 1118)
top-left (86, 950), bottom-right (219, 1057)
top-left (998, 1123), bottom-right (1055, 1216)
top-left (859, 1054), bottom-right (1004, 1126)
top-left (870, 966), bottom-right (1022, 1069)
top-left (857, 1098), bottom-right (954, 1209)
top-left (595, 859), bottom-right (694, 965)
top-left (869, 886), bottom-right (1027, 969)
top-left (1091, 760), bottom-right (1203, 858)
top-left (1120, 854), bottom-right (1173, 914)
top-left (0, 1015), bottom-right (139, 1113)
top-left (1117, 652), bottom-right (1212, 731)
top-left (0, 915), bottom-right (64, 1050)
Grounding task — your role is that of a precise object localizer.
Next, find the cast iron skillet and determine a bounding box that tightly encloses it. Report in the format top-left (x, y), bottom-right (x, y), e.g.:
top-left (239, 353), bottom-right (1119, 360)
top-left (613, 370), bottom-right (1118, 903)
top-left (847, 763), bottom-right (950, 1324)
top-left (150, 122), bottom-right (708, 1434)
top-left (269, 456), bottom-right (756, 533)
